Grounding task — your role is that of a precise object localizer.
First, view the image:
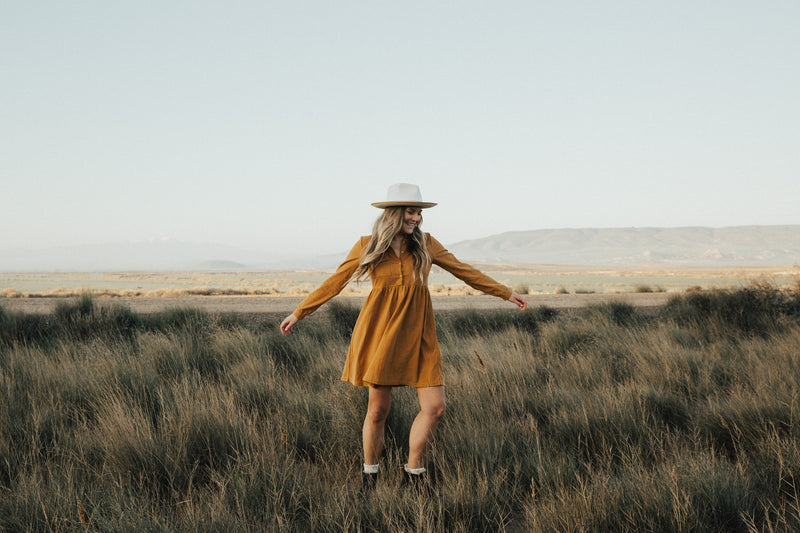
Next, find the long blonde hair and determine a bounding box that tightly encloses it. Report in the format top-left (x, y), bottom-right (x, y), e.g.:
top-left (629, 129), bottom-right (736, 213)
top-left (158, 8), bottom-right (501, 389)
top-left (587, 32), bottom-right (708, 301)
top-left (351, 207), bottom-right (431, 283)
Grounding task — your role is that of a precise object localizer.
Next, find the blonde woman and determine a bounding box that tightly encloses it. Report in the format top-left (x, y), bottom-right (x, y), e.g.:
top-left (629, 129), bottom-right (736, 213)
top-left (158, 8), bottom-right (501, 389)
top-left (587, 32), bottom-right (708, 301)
top-left (280, 183), bottom-right (527, 489)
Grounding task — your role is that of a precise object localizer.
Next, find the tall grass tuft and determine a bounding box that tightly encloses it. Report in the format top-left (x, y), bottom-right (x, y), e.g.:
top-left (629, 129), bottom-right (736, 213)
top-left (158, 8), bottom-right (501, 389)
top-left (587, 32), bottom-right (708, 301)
top-left (327, 300), bottom-right (361, 339)
top-left (437, 305), bottom-right (557, 338)
top-left (661, 283), bottom-right (798, 338)
top-left (1, 285), bottom-right (799, 530)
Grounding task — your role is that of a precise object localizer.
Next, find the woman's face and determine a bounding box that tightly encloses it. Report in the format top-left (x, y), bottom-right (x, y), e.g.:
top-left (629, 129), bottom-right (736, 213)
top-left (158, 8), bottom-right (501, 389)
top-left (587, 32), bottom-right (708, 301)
top-left (401, 207), bottom-right (423, 234)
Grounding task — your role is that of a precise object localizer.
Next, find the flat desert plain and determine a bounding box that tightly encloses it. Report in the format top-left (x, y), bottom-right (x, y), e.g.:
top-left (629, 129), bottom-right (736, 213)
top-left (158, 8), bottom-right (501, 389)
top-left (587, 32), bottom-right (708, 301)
top-left (2, 263), bottom-right (798, 315)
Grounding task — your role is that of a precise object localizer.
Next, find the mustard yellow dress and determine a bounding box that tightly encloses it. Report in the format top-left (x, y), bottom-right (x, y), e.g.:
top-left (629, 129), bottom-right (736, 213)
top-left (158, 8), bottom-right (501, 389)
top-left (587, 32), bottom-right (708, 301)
top-left (292, 233), bottom-right (512, 387)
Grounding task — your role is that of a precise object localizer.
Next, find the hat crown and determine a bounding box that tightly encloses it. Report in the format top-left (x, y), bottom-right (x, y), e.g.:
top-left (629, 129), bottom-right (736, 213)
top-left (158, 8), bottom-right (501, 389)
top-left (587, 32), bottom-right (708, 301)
top-left (371, 183), bottom-right (437, 208)
top-left (385, 183), bottom-right (424, 203)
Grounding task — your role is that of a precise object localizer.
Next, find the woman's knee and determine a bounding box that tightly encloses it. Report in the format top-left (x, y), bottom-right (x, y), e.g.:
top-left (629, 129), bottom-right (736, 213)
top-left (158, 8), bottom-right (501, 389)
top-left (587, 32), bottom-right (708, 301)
top-left (423, 400), bottom-right (446, 420)
top-left (366, 403), bottom-right (390, 424)
top-left (418, 386), bottom-right (446, 420)
top-left (365, 388), bottom-right (391, 424)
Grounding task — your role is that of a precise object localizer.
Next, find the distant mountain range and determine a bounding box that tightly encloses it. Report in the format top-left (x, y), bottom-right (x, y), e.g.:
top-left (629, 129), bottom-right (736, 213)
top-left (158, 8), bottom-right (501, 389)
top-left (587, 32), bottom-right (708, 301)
top-left (0, 240), bottom-right (272, 271)
top-left (1, 226), bottom-right (797, 271)
top-left (447, 226), bottom-right (800, 266)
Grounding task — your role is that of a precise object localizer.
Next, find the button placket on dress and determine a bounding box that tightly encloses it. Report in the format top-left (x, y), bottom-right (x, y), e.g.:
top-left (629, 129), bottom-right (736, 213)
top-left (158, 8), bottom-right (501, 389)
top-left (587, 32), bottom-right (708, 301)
top-left (398, 244), bottom-right (404, 285)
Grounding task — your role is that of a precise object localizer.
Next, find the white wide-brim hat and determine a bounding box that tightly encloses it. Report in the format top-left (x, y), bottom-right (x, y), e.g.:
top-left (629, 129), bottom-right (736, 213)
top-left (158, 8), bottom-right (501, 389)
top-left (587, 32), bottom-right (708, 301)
top-left (371, 183), bottom-right (437, 209)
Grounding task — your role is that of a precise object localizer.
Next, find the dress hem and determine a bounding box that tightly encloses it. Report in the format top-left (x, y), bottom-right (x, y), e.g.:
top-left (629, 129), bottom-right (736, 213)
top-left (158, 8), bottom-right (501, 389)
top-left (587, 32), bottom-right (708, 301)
top-left (342, 377), bottom-right (444, 388)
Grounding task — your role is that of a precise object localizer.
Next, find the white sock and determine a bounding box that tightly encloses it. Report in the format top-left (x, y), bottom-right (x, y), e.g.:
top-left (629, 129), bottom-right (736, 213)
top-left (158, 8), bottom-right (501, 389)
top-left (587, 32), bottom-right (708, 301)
top-left (363, 463), bottom-right (379, 474)
top-left (404, 464), bottom-right (426, 475)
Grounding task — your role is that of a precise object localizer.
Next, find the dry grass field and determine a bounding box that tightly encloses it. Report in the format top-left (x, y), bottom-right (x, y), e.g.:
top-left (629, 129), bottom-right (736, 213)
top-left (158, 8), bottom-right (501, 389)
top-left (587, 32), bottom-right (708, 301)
top-left (2, 264), bottom-right (797, 301)
top-left (0, 292), bottom-right (673, 316)
top-left (3, 263), bottom-right (797, 318)
top-left (2, 284), bottom-right (800, 531)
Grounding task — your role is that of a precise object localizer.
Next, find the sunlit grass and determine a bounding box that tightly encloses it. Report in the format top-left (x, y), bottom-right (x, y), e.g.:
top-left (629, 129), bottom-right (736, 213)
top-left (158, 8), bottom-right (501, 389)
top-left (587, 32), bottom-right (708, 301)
top-left (1, 285), bottom-right (799, 530)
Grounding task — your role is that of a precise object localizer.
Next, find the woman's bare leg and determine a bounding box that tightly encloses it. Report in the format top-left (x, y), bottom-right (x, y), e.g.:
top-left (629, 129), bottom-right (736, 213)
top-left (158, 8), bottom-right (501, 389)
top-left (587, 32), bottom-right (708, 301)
top-left (407, 386), bottom-right (446, 469)
top-left (363, 386), bottom-right (392, 465)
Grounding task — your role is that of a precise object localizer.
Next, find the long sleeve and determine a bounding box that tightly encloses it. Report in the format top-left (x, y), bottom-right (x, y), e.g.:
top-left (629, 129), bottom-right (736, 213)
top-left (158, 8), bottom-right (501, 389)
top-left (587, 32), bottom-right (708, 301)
top-left (427, 234), bottom-right (512, 300)
top-left (292, 237), bottom-right (366, 320)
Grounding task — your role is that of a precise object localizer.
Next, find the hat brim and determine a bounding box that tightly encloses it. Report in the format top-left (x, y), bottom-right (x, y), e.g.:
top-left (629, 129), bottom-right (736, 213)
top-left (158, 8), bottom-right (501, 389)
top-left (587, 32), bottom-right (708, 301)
top-left (371, 201), bottom-right (437, 209)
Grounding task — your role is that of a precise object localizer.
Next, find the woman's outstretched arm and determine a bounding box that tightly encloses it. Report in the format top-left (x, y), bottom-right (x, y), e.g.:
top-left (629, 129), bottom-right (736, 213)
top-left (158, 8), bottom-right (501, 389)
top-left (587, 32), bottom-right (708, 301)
top-left (428, 234), bottom-right (527, 311)
top-left (279, 237), bottom-right (366, 335)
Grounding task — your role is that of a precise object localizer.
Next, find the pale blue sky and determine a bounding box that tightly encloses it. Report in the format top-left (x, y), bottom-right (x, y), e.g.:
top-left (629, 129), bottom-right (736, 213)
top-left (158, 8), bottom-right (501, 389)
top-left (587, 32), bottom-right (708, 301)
top-left (2, 1), bottom-right (798, 257)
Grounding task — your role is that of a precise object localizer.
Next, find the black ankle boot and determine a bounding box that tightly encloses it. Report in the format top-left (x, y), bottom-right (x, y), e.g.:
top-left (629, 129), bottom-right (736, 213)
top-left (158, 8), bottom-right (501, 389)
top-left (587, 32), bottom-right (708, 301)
top-left (402, 469), bottom-right (428, 491)
top-left (361, 471), bottom-right (378, 492)
top-left (403, 470), bottom-right (421, 484)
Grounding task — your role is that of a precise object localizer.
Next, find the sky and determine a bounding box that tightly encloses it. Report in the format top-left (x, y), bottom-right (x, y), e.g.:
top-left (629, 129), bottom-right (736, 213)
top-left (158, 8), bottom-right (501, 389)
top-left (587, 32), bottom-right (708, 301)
top-left (1, 0), bottom-right (798, 258)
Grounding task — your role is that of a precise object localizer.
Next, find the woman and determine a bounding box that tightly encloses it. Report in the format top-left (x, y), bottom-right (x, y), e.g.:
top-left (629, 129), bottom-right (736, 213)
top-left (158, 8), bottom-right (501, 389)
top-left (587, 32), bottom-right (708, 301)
top-left (279, 183), bottom-right (527, 489)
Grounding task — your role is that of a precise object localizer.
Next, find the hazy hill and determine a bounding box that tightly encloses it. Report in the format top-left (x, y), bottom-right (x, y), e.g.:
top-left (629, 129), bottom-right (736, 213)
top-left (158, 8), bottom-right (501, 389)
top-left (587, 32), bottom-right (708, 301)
top-left (447, 226), bottom-right (800, 266)
top-left (1, 226), bottom-right (797, 271)
top-left (0, 240), bottom-right (267, 271)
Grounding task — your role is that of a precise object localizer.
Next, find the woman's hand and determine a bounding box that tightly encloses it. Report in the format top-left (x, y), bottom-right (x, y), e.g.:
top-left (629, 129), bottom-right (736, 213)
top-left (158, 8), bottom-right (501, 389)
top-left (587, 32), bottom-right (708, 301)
top-left (280, 314), bottom-right (299, 336)
top-left (508, 293), bottom-right (528, 311)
